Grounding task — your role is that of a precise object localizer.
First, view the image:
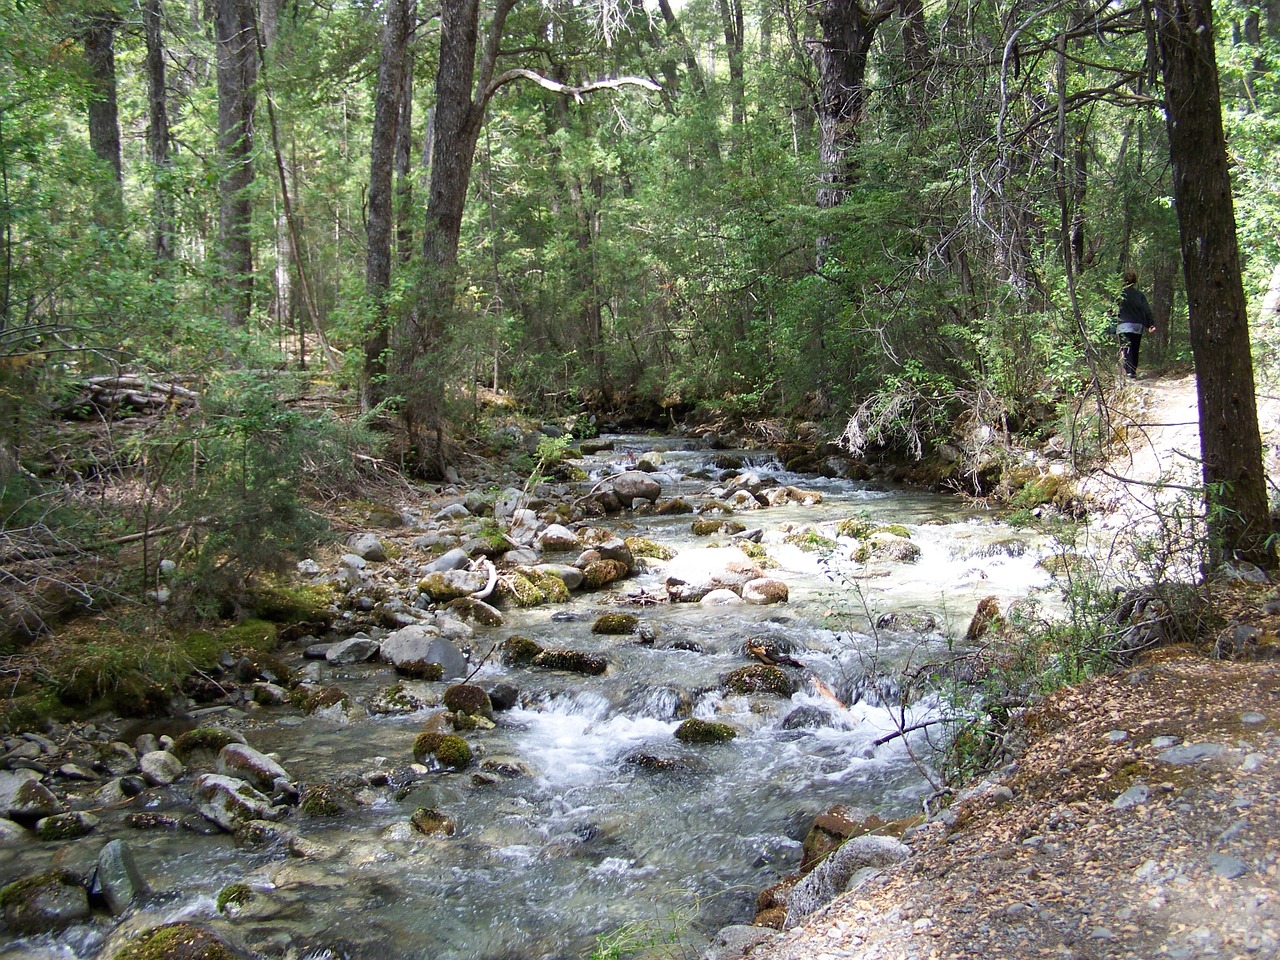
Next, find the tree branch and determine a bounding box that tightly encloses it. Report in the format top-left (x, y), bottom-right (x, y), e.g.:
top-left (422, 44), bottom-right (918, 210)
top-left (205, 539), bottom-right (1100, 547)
top-left (482, 69), bottom-right (660, 106)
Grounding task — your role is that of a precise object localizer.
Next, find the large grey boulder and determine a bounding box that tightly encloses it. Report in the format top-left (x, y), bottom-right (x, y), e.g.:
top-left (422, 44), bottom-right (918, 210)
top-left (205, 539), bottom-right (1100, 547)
top-left (423, 547), bottom-right (472, 573)
top-left (347, 532), bottom-right (388, 562)
top-left (608, 471), bottom-right (662, 506)
top-left (193, 774), bottom-right (285, 832)
top-left (380, 625), bottom-right (467, 679)
top-left (217, 744), bottom-right (291, 794)
top-left (140, 750), bottom-right (185, 786)
top-left (326, 635), bottom-right (381, 664)
top-left (0, 769), bottom-right (63, 821)
top-left (785, 835), bottom-right (910, 926)
top-left (94, 839), bottom-right (151, 915)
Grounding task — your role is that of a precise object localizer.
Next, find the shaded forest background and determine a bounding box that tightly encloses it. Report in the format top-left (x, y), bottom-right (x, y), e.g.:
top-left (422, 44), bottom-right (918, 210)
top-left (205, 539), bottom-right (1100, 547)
top-left (2, 0), bottom-right (1280, 623)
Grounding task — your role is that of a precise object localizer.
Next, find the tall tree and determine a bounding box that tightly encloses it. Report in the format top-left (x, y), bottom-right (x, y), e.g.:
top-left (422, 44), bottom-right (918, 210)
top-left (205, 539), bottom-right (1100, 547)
top-left (215, 0), bottom-right (258, 327)
top-left (144, 0), bottom-right (174, 260)
top-left (83, 6), bottom-right (124, 225)
top-left (1154, 0), bottom-right (1275, 567)
top-left (363, 0), bottom-right (416, 411)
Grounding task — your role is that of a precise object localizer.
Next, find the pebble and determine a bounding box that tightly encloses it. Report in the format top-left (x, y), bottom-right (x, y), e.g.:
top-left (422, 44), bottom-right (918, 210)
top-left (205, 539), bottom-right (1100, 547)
top-left (1151, 736), bottom-right (1181, 749)
top-left (1106, 730), bottom-right (1130, 744)
top-left (1241, 712), bottom-right (1266, 726)
top-left (1242, 753), bottom-right (1266, 772)
top-left (1207, 854), bottom-right (1249, 879)
top-left (1113, 784), bottom-right (1150, 810)
top-left (1158, 743), bottom-right (1227, 764)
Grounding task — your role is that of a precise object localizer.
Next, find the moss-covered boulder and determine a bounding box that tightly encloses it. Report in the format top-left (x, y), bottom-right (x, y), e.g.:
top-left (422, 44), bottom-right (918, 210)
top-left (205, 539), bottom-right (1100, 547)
top-left (106, 922), bottom-right (248, 960)
top-left (35, 811), bottom-right (99, 841)
top-left (412, 732), bottom-right (472, 770)
top-left (591, 612), bottom-right (639, 635)
top-left (784, 529), bottom-right (839, 553)
top-left (298, 783), bottom-right (356, 818)
top-left (580, 559), bottom-right (628, 589)
top-left (533, 649), bottom-right (608, 675)
top-left (0, 869), bottom-right (90, 935)
top-left (442, 683), bottom-right (493, 720)
top-left (394, 659), bottom-right (446, 681)
top-left (410, 807), bottom-right (457, 837)
top-left (500, 635), bottom-right (544, 666)
top-left (624, 536), bottom-right (676, 561)
top-left (292, 685), bottom-right (352, 716)
top-left (654, 498), bottom-right (694, 516)
top-left (523, 569), bottom-right (571, 604)
top-left (800, 805), bottom-right (889, 873)
top-left (855, 533), bottom-right (921, 564)
top-left (722, 665), bottom-right (797, 698)
top-left (444, 596), bottom-right (505, 626)
top-left (215, 881), bottom-right (255, 915)
top-left (172, 728), bottom-right (247, 768)
top-left (493, 573), bottom-right (546, 609)
top-left (691, 519), bottom-right (747, 537)
top-left (673, 719), bottom-right (738, 744)
top-left (836, 516), bottom-right (875, 540)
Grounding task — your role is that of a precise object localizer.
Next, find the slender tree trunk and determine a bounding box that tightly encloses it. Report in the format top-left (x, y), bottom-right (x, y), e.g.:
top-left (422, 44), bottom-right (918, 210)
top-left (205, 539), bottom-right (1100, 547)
top-left (215, 0), bottom-right (258, 327)
top-left (1154, 0), bottom-right (1274, 569)
top-left (84, 12), bottom-right (124, 226)
top-left (809, 0), bottom-right (896, 265)
top-left (144, 0), bottom-right (175, 260)
top-left (395, 58), bottom-right (415, 264)
top-left (717, 0), bottom-right (745, 130)
top-left (364, 0), bottom-right (414, 411)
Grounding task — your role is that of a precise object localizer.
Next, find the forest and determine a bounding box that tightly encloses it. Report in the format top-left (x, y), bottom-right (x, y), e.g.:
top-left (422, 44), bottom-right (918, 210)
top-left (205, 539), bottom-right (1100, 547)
top-left (0, 0), bottom-right (1279, 645)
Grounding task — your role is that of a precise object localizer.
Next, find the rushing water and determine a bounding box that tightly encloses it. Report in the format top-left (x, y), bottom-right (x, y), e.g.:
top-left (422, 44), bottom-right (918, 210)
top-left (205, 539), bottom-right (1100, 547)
top-left (0, 437), bottom-right (1063, 960)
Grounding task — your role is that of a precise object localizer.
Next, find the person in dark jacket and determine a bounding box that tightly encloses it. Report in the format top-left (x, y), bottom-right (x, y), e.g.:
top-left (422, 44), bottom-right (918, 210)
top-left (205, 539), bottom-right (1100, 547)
top-left (1116, 270), bottom-right (1155, 379)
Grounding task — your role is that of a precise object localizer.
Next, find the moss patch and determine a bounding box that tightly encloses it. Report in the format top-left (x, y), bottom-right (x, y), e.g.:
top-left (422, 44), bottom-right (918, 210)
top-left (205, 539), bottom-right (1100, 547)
top-left (723, 665), bottom-right (797, 697)
top-left (106, 922), bottom-right (242, 960)
top-left (624, 537), bottom-right (676, 561)
top-left (501, 635), bottom-right (544, 666)
top-left (674, 719), bottom-right (738, 744)
top-left (591, 613), bottom-right (639, 635)
top-left (215, 881), bottom-right (254, 914)
top-left (412, 732), bottom-right (472, 770)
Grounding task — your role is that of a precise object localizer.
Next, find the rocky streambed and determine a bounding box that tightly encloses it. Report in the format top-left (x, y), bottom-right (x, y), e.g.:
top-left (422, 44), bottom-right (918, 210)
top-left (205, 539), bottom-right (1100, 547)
top-left (0, 435), bottom-right (1064, 960)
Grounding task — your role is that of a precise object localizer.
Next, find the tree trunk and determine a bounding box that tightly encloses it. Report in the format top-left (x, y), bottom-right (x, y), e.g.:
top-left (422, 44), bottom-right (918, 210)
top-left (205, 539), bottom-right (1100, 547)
top-left (395, 58), bottom-right (416, 264)
top-left (809, 0), bottom-right (896, 264)
top-left (717, 0), bottom-right (745, 130)
top-left (364, 0), bottom-right (414, 411)
top-left (143, 0), bottom-right (174, 260)
top-left (1154, 0), bottom-right (1274, 569)
top-left (84, 12), bottom-right (124, 225)
top-left (215, 0), bottom-right (258, 328)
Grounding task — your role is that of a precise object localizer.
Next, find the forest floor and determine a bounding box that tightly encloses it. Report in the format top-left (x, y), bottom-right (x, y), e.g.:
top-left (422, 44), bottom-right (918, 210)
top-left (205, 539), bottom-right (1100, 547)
top-left (735, 372), bottom-right (1280, 960)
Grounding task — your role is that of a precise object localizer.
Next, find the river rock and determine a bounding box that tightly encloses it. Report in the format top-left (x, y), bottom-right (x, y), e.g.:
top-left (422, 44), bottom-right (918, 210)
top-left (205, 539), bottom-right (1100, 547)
top-left (703, 924), bottom-right (777, 960)
top-left (534, 563), bottom-right (584, 590)
top-left (580, 559), bottom-right (629, 589)
top-left (0, 869), bottom-right (91, 934)
top-left (786, 834), bottom-right (911, 925)
top-left (410, 807), bottom-right (457, 837)
top-left (0, 770), bottom-right (63, 821)
top-left (347, 532), bottom-right (388, 562)
top-left (664, 548), bottom-right (764, 602)
top-left (423, 548), bottom-right (472, 574)
top-left (0, 817), bottom-right (27, 842)
top-left (193, 774), bottom-right (284, 832)
top-left (443, 683), bottom-right (494, 720)
top-left (537, 524), bottom-right (581, 552)
top-left (369, 683), bottom-right (428, 715)
top-left (97, 741), bottom-right (140, 776)
top-left (419, 568), bottom-right (491, 602)
top-left (138, 750), bottom-right (184, 787)
top-left (326, 635), bottom-right (381, 664)
top-left (507, 508), bottom-right (541, 544)
top-left (36, 811), bottom-right (99, 841)
top-left (380, 625), bottom-right (467, 679)
top-left (94, 839), bottom-right (151, 915)
top-left (700, 589), bottom-right (745, 606)
top-left (533, 649), bottom-right (608, 675)
top-left (800, 805), bottom-right (889, 872)
top-left (101, 922), bottom-right (249, 960)
top-left (217, 744), bottom-right (290, 794)
top-left (445, 597), bottom-right (505, 626)
top-left (607, 470), bottom-right (662, 506)
top-left (742, 577), bottom-right (789, 604)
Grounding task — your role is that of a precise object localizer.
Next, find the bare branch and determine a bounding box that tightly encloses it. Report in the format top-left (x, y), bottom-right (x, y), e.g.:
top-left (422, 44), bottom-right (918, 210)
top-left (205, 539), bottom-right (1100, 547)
top-left (482, 68), bottom-right (660, 106)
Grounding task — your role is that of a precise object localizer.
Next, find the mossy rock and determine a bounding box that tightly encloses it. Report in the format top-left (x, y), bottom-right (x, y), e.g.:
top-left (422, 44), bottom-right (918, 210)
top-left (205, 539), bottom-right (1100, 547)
top-left (106, 922), bottom-right (245, 960)
top-left (524, 569), bottom-right (570, 604)
top-left (580, 559), bottom-right (629, 589)
top-left (673, 719), bottom-right (738, 744)
top-left (500, 635), bottom-right (544, 666)
top-left (699, 499), bottom-right (733, 515)
top-left (722, 665), bottom-right (797, 698)
top-left (836, 516), bottom-right (875, 540)
top-left (172, 728), bottom-right (247, 765)
top-left (412, 732), bottom-right (472, 770)
top-left (735, 541), bottom-right (775, 566)
top-left (292, 685), bottom-right (351, 715)
top-left (215, 881), bottom-right (254, 914)
top-left (442, 683), bottom-right (493, 719)
top-left (532, 649), bottom-right (608, 675)
top-left (784, 530), bottom-right (838, 553)
top-left (248, 583), bottom-right (336, 624)
top-left (591, 613), bottom-right (639, 635)
top-left (35, 812), bottom-right (98, 841)
top-left (654, 498), bottom-right (694, 516)
top-left (494, 573), bottom-right (546, 608)
top-left (395, 659), bottom-right (445, 681)
top-left (0, 869), bottom-right (90, 935)
top-left (872, 524), bottom-right (912, 539)
top-left (298, 783), bottom-right (355, 817)
top-left (624, 536), bottom-right (676, 561)
top-left (410, 807), bottom-right (457, 837)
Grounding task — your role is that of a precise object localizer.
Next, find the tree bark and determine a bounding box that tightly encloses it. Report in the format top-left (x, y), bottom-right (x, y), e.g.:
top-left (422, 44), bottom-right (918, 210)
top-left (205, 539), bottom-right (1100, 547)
top-left (364, 0), bottom-right (415, 411)
top-left (144, 0), bottom-right (175, 260)
top-left (84, 12), bottom-right (124, 226)
top-left (1154, 0), bottom-right (1274, 568)
top-left (717, 0), bottom-right (745, 130)
top-left (215, 0), bottom-right (258, 328)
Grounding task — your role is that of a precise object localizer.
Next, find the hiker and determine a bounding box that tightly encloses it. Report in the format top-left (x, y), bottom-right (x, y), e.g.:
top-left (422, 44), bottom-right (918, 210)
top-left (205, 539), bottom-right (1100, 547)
top-left (1117, 270), bottom-right (1156, 379)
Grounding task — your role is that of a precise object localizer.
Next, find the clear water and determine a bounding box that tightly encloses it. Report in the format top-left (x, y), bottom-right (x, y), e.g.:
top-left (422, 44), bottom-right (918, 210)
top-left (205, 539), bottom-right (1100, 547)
top-left (0, 437), bottom-right (1061, 960)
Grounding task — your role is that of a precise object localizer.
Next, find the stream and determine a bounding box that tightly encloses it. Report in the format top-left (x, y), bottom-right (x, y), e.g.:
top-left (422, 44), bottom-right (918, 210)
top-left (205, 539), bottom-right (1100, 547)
top-left (0, 436), bottom-right (1064, 960)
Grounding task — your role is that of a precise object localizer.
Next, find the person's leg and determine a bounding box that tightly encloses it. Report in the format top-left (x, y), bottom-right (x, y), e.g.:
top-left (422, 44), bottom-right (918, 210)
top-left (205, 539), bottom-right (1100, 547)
top-left (1120, 333), bottom-right (1140, 378)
